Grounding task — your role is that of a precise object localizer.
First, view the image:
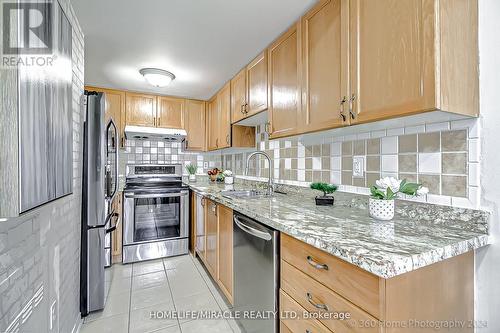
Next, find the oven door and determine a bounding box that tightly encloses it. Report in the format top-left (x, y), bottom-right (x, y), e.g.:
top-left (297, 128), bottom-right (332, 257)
top-left (123, 190), bottom-right (189, 246)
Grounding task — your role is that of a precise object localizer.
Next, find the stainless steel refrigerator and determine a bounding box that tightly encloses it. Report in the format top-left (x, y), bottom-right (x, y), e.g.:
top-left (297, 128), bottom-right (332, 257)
top-left (80, 91), bottom-right (119, 316)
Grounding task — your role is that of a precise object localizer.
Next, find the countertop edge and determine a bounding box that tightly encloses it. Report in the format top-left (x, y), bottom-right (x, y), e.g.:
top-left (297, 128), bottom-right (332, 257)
top-left (188, 186), bottom-right (490, 279)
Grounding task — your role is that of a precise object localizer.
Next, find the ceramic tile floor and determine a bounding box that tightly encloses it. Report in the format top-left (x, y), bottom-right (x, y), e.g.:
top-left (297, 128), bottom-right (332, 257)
top-left (81, 254), bottom-right (242, 333)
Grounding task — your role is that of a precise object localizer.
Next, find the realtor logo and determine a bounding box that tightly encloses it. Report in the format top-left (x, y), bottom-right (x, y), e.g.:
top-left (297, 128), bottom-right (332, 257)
top-left (3, 1), bottom-right (53, 54)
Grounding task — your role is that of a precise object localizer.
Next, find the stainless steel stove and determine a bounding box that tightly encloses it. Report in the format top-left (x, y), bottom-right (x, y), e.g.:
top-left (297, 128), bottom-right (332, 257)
top-left (122, 164), bottom-right (189, 263)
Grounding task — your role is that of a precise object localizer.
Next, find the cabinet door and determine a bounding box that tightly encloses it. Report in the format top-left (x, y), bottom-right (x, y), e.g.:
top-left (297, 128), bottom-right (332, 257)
top-left (125, 92), bottom-right (157, 127)
top-left (185, 99), bottom-right (206, 151)
top-left (157, 96), bottom-right (184, 129)
top-left (205, 200), bottom-right (218, 277)
top-left (231, 68), bottom-right (247, 124)
top-left (207, 98), bottom-right (219, 151)
top-left (301, 0), bottom-right (348, 133)
top-left (194, 193), bottom-right (206, 259)
top-left (246, 51), bottom-right (268, 116)
top-left (217, 82), bottom-right (232, 149)
top-left (217, 204), bottom-right (233, 304)
top-left (268, 22), bottom-right (302, 139)
top-left (349, 0), bottom-right (436, 124)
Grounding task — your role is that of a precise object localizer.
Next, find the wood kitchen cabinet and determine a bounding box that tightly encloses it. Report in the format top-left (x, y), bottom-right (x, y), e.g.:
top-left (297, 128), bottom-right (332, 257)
top-left (217, 82), bottom-right (232, 149)
top-left (191, 195), bottom-right (234, 305)
top-left (246, 51), bottom-right (268, 117)
top-left (205, 199), bottom-right (218, 277)
top-left (280, 233), bottom-right (474, 333)
top-left (125, 92), bottom-right (157, 127)
top-left (184, 99), bottom-right (206, 151)
top-left (231, 52), bottom-right (268, 124)
top-left (217, 204), bottom-right (233, 304)
top-left (230, 68), bottom-right (247, 123)
top-left (300, 0), bottom-right (348, 134)
top-left (207, 97), bottom-right (219, 151)
top-left (208, 83), bottom-right (256, 151)
top-left (111, 191), bottom-right (123, 263)
top-left (267, 22), bottom-right (302, 139)
top-left (349, 0), bottom-right (479, 124)
top-left (157, 96), bottom-right (184, 129)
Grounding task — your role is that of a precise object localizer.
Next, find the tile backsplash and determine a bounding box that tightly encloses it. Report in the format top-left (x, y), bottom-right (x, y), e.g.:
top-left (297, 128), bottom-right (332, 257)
top-left (120, 117), bottom-right (480, 208)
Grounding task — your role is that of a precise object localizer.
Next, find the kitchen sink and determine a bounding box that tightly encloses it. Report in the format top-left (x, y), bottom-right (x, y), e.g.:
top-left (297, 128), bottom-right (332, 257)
top-left (221, 189), bottom-right (271, 199)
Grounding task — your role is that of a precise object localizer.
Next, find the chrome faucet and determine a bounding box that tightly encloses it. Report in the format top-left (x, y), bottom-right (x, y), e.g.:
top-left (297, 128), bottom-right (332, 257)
top-left (245, 151), bottom-right (274, 195)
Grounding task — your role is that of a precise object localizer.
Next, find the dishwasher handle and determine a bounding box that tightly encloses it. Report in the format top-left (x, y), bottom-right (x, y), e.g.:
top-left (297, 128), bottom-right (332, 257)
top-left (234, 215), bottom-right (272, 241)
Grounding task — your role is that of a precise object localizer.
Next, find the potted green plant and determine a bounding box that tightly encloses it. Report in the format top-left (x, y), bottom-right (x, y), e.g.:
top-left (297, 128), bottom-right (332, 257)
top-left (310, 182), bottom-right (338, 206)
top-left (369, 177), bottom-right (429, 220)
top-left (185, 163), bottom-right (198, 182)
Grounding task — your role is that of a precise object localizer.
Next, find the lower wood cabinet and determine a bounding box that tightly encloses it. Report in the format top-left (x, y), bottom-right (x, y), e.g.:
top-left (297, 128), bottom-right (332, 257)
top-left (217, 204), bottom-right (233, 304)
top-left (281, 233), bottom-right (474, 333)
top-left (111, 192), bottom-right (123, 262)
top-left (192, 195), bottom-right (234, 305)
top-left (205, 199), bottom-right (218, 277)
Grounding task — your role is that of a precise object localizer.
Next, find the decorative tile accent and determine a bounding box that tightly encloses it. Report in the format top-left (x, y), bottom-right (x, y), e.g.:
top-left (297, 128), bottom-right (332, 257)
top-left (398, 134), bottom-right (417, 153)
top-left (442, 153), bottom-right (467, 175)
top-left (442, 130), bottom-right (467, 152)
top-left (442, 175), bottom-right (467, 197)
top-left (418, 132), bottom-right (440, 152)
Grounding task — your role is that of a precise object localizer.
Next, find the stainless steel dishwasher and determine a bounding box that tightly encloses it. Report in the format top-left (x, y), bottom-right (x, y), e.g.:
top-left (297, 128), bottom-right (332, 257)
top-left (233, 212), bottom-right (279, 333)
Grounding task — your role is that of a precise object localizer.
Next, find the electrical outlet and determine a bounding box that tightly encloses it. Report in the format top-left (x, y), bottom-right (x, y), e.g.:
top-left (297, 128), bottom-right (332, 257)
top-left (50, 300), bottom-right (57, 330)
top-left (353, 156), bottom-right (365, 177)
top-left (203, 162), bottom-right (208, 169)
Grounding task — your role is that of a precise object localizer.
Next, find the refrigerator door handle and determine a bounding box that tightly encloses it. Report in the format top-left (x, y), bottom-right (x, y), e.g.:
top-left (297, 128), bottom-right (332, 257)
top-left (88, 212), bottom-right (118, 229)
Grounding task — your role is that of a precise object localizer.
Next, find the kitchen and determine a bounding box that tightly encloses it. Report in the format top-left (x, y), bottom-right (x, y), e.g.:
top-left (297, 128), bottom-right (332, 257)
top-left (0, 0), bottom-right (500, 333)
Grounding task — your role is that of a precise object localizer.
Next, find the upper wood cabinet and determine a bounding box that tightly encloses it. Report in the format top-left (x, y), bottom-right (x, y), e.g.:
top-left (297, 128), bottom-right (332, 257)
top-left (300, 0), bottom-right (348, 134)
top-left (184, 99), bottom-right (206, 151)
top-left (207, 97), bottom-right (219, 151)
top-left (217, 204), bottom-right (233, 305)
top-left (157, 96), bottom-right (184, 129)
top-left (230, 68), bottom-right (247, 123)
top-left (268, 22), bottom-right (302, 139)
top-left (349, 0), bottom-right (479, 123)
top-left (218, 82), bottom-right (232, 149)
top-left (246, 51), bottom-right (268, 116)
top-left (125, 92), bottom-right (157, 127)
top-left (230, 52), bottom-right (268, 124)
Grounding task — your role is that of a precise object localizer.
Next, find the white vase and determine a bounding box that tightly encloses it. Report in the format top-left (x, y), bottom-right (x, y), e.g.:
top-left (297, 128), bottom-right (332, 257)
top-left (224, 176), bottom-right (234, 185)
top-left (369, 198), bottom-right (395, 221)
top-left (188, 174), bottom-right (196, 182)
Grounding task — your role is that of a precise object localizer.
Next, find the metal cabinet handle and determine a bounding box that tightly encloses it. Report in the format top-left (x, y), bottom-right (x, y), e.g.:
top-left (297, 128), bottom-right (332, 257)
top-left (241, 104), bottom-right (246, 114)
top-left (245, 103), bottom-right (249, 114)
top-left (226, 134), bottom-right (230, 145)
top-left (157, 117), bottom-right (161, 126)
top-left (339, 96), bottom-right (347, 121)
top-left (306, 292), bottom-right (329, 311)
top-left (265, 121), bottom-right (272, 135)
top-left (212, 203), bottom-right (217, 216)
top-left (216, 138), bottom-right (219, 148)
top-left (201, 197), bottom-right (205, 206)
top-left (306, 256), bottom-right (329, 270)
top-left (349, 94), bottom-right (356, 119)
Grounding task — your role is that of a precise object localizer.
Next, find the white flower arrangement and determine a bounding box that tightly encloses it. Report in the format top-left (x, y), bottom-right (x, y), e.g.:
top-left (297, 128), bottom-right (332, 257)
top-left (223, 170), bottom-right (233, 177)
top-left (371, 177), bottom-right (429, 200)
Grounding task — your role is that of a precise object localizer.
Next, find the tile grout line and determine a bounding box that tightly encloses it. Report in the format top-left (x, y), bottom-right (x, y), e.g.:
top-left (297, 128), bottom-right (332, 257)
top-left (189, 255), bottom-right (237, 332)
top-left (163, 259), bottom-right (182, 333)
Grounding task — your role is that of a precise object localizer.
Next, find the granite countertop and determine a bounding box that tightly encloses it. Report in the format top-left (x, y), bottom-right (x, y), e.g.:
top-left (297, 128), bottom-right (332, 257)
top-left (186, 178), bottom-right (490, 279)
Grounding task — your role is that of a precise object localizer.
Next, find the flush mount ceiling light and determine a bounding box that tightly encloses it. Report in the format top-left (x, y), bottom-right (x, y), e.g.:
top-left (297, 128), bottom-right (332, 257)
top-left (139, 68), bottom-right (175, 87)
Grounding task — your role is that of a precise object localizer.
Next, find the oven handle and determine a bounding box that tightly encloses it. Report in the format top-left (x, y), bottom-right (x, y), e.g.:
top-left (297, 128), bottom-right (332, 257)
top-left (124, 191), bottom-right (188, 199)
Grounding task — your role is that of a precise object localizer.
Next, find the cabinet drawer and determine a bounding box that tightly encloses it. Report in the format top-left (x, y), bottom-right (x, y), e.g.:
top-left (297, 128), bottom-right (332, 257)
top-left (281, 234), bottom-right (383, 319)
top-left (282, 261), bottom-right (380, 333)
top-left (280, 290), bottom-right (331, 333)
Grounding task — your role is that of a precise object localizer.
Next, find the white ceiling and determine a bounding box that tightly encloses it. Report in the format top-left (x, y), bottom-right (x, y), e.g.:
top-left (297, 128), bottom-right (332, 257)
top-left (70, 0), bottom-right (317, 100)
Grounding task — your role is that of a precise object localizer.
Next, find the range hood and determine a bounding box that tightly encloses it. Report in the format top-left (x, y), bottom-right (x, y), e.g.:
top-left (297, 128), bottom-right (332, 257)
top-left (124, 125), bottom-right (187, 142)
